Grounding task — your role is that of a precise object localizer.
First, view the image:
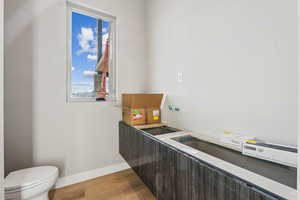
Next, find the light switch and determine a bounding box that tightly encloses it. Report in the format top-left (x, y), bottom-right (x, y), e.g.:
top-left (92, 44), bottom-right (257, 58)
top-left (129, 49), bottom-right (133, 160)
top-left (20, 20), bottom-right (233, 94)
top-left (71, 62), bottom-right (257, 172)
top-left (177, 72), bottom-right (183, 83)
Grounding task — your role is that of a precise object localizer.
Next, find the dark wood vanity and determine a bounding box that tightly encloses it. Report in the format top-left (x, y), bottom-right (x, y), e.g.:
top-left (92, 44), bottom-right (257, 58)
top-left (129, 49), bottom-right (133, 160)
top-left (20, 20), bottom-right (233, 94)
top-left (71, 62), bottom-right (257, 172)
top-left (119, 121), bottom-right (289, 200)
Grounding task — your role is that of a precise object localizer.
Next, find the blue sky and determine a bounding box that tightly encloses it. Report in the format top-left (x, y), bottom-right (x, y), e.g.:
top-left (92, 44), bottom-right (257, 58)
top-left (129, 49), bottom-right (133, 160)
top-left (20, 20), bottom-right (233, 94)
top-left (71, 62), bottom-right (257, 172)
top-left (71, 12), bottom-right (110, 94)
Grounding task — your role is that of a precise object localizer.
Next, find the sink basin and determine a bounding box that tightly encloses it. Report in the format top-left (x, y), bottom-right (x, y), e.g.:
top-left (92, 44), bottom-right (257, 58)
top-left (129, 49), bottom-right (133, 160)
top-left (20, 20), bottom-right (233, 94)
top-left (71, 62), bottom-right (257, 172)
top-left (141, 126), bottom-right (182, 136)
top-left (172, 135), bottom-right (297, 189)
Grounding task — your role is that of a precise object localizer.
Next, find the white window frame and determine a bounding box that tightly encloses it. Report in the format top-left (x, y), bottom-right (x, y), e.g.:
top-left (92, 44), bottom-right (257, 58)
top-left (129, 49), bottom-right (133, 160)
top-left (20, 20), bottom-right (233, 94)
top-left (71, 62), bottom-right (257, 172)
top-left (67, 1), bottom-right (117, 102)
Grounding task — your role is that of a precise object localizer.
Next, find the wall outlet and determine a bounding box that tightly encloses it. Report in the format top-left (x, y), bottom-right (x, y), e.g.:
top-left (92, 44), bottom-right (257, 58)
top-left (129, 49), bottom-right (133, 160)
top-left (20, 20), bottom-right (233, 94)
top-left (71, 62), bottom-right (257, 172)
top-left (177, 72), bottom-right (183, 83)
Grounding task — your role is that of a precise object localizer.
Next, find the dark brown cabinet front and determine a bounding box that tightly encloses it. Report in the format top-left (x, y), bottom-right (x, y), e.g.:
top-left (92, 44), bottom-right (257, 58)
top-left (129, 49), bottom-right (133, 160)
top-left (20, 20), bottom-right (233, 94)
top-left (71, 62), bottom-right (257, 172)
top-left (119, 122), bottom-right (284, 200)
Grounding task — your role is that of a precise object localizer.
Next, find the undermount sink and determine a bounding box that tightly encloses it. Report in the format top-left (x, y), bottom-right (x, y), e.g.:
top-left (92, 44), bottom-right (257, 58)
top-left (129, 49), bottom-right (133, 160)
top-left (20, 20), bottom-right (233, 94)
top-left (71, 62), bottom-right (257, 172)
top-left (141, 126), bottom-right (182, 136)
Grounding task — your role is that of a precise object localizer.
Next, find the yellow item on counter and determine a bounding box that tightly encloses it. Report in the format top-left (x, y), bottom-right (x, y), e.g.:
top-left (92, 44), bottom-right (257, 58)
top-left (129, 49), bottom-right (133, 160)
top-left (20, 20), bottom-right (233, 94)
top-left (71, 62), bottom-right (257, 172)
top-left (246, 139), bottom-right (257, 144)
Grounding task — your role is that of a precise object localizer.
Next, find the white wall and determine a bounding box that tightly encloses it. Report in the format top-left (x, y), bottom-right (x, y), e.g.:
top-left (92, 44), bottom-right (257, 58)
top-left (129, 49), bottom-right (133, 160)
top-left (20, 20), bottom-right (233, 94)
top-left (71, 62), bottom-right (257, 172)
top-left (0, 0), bottom-right (3, 198)
top-left (4, 0), bottom-right (147, 177)
top-left (146, 0), bottom-right (297, 146)
top-left (297, 0), bottom-right (300, 196)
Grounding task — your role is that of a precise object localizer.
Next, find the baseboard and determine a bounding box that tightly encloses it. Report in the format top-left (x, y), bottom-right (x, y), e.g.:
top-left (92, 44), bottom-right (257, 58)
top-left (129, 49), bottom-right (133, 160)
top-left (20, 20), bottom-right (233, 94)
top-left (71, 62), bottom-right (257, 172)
top-left (54, 162), bottom-right (130, 189)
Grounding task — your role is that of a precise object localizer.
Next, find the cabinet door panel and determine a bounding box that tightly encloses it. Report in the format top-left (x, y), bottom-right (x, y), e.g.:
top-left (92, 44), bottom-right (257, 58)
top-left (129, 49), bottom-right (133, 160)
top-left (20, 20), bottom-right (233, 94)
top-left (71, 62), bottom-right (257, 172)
top-left (203, 164), bottom-right (227, 200)
top-left (224, 175), bottom-right (250, 200)
top-left (155, 142), bottom-right (176, 200)
top-left (176, 154), bottom-right (206, 200)
top-left (201, 163), bottom-right (251, 200)
top-left (190, 157), bottom-right (206, 200)
top-left (138, 132), bottom-right (157, 194)
top-left (175, 152), bottom-right (192, 200)
top-left (128, 128), bottom-right (140, 172)
top-left (119, 122), bottom-right (131, 164)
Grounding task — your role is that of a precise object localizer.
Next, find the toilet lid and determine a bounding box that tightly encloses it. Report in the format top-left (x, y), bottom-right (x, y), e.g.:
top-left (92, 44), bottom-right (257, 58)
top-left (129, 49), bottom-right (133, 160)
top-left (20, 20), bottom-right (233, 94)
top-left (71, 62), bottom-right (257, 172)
top-left (5, 166), bottom-right (58, 191)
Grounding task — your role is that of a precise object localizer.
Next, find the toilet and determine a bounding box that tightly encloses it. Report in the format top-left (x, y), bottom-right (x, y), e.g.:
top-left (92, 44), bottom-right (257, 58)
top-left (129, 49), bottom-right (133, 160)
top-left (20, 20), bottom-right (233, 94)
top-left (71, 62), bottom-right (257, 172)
top-left (5, 166), bottom-right (59, 200)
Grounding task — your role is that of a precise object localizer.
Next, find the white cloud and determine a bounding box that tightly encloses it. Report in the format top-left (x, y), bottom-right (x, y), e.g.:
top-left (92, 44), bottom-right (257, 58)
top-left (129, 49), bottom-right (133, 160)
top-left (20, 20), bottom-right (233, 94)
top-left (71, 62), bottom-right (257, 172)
top-left (101, 33), bottom-right (109, 53)
top-left (83, 70), bottom-right (97, 76)
top-left (78, 27), bottom-right (94, 49)
top-left (72, 66), bottom-right (75, 71)
top-left (77, 27), bottom-right (97, 55)
top-left (87, 54), bottom-right (97, 61)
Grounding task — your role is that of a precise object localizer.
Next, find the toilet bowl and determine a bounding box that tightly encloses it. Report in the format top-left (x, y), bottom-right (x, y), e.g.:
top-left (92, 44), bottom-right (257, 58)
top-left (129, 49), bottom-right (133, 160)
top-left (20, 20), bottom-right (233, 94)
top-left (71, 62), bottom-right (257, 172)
top-left (5, 166), bottom-right (59, 200)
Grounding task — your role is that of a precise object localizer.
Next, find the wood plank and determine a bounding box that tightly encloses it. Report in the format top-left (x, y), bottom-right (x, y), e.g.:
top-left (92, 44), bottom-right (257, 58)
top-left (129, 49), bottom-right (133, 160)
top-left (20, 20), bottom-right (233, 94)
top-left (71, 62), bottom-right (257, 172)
top-left (49, 169), bottom-right (156, 200)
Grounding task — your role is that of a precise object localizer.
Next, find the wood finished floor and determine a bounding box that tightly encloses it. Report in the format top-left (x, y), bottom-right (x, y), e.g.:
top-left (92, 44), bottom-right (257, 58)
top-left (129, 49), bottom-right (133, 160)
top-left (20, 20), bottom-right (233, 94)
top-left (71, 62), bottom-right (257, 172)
top-left (49, 169), bottom-right (156, 200)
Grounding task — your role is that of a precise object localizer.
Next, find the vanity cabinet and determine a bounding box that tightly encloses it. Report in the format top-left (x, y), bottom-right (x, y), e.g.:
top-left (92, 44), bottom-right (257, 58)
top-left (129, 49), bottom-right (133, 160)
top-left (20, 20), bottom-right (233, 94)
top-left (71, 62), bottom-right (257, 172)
top-left (119, 122), bottom-right (284, 200)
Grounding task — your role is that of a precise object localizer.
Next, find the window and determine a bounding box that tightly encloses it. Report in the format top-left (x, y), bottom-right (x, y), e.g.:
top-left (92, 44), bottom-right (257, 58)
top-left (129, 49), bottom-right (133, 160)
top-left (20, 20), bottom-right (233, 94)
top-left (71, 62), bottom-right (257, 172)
top-left (67, 2), bottom-right (116, 102)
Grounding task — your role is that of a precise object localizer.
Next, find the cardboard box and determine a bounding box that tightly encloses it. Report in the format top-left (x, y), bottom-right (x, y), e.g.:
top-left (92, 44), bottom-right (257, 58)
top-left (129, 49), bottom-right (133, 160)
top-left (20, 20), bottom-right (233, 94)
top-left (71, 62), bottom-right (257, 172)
top-left (122, 93), bottom-right (163, 125)
top-left (122, 107), bottom-right (146, 126)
